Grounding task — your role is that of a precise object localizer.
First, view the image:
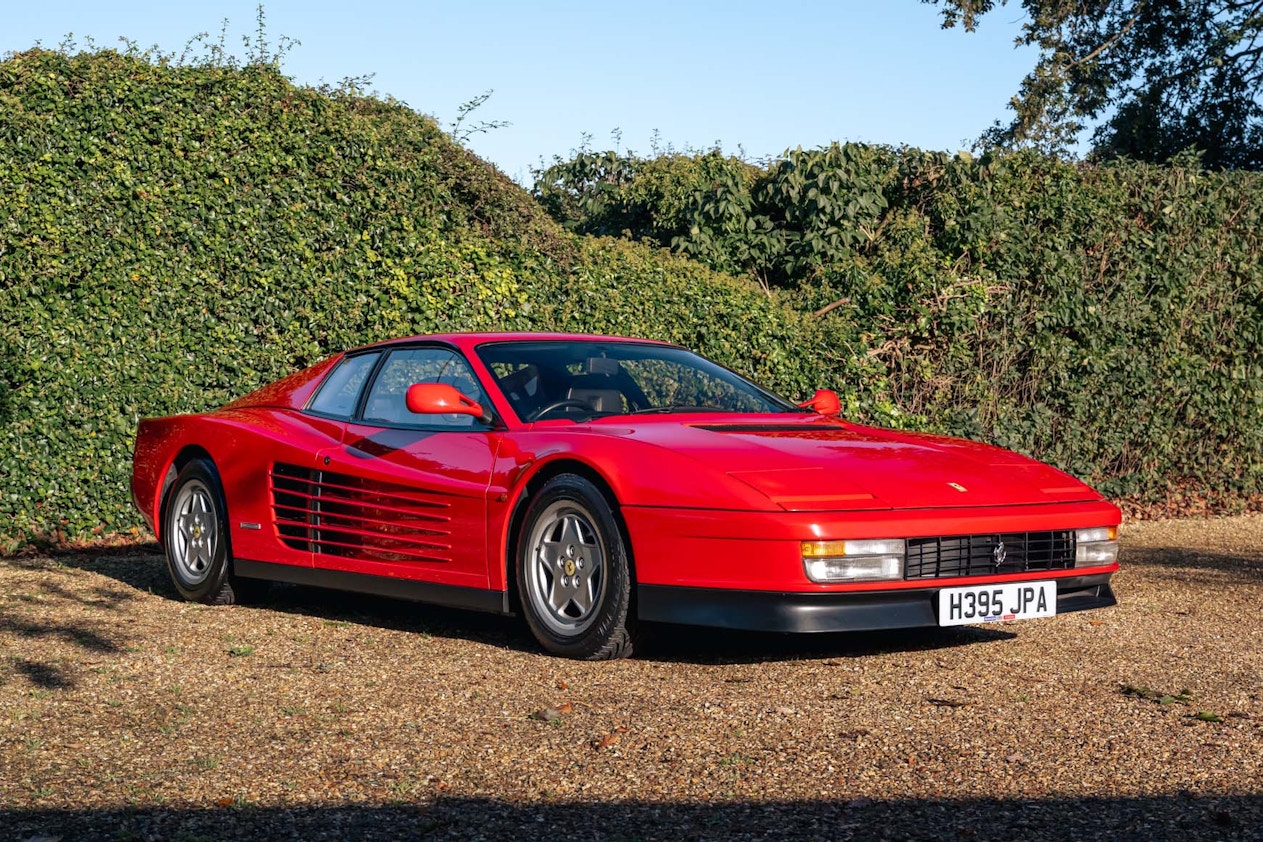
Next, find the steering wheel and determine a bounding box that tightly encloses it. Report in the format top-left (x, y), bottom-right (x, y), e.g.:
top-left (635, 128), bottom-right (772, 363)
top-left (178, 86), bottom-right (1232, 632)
top-left (527, 399), bottom-right (593, 421)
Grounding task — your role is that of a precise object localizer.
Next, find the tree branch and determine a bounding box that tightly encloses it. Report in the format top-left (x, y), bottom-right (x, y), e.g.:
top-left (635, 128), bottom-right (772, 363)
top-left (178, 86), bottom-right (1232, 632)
top-left (1068, 2), bottom-right (1147, 68)
top-left (812, 297), bottom-right (852, 319)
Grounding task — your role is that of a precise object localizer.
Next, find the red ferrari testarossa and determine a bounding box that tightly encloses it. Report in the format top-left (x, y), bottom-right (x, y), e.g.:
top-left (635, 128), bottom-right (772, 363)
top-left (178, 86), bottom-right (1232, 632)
top-left (131, 332), bottom-right (1119, 659)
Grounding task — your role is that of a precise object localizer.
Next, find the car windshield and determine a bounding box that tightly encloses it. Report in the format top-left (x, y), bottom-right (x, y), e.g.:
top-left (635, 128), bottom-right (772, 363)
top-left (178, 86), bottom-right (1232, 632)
top-left (476, 340), bottom-right (801, 422)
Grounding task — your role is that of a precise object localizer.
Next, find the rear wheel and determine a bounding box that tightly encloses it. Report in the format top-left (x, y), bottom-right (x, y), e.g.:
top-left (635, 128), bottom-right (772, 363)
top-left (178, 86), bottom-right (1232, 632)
top-left (161, 458), bottom-right (262, 605)
top-left (517, 474), bottom-right (634, 660)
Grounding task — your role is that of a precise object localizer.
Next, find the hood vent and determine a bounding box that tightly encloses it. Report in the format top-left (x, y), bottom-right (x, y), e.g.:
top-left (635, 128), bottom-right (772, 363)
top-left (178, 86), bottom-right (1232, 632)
top-left (692, 423), bottom-right (849, 437)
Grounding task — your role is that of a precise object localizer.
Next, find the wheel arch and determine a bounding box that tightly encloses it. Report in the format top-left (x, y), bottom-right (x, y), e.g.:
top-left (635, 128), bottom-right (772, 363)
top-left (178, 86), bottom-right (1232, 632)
top-left (155, 445), bottom-right (218, 545)
top-left (502, 457), bottom-right (636, 616)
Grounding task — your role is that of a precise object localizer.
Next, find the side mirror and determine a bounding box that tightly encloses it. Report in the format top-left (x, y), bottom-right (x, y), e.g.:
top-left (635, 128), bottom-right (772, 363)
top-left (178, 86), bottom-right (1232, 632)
top-left (405, 383), bottom-right (494, 425)
top-left (798, 388), bottom-right (842, 417)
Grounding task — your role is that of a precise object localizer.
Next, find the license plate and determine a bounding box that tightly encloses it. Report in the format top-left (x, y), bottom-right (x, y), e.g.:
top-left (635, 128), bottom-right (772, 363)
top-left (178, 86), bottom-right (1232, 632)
top-left (937, 580), bottom-right (1056, 627)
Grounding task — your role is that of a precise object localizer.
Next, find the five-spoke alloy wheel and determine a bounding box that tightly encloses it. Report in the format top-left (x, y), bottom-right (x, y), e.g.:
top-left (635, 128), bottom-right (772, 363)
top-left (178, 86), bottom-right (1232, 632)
top-left (162, 458), bottom-right (255, 605)
top-left (518, 474), bottom-right (634, 659)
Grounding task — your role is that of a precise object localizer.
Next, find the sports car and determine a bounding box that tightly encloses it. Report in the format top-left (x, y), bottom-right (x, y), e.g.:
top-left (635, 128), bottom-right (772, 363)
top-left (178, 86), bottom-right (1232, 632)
top-left (131, 332), bottom-right (1120, 660)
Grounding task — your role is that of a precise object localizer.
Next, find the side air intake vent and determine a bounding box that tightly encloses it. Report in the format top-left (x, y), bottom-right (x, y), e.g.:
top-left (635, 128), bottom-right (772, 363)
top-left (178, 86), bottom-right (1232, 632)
top-left (270, 463), bottom-right (452, 563)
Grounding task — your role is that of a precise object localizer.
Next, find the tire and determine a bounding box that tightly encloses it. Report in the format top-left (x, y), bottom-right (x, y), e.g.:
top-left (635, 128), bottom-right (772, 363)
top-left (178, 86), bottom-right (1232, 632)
top-left (516, 474), bottom-right (635, 660)
top-left (161, 458), bottom-right (262, 605)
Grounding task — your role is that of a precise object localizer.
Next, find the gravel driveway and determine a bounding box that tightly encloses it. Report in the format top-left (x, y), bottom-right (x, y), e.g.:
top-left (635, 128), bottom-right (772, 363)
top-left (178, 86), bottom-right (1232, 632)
top-left (2, 516), bottom-right (1261, 841)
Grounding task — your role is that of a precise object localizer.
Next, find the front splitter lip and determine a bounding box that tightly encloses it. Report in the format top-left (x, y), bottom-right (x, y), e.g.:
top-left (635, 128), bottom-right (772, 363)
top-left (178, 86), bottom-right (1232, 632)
top-left (637, 573), bottom-right (1117, 633)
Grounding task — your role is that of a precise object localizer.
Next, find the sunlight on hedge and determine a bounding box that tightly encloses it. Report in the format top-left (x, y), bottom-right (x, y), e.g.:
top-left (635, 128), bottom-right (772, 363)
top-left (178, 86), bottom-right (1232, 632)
top-left (0, 49), bottom-right (869, 544)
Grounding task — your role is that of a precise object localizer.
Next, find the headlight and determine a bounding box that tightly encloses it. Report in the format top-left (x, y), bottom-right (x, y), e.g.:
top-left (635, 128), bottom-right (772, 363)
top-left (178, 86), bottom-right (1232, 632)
top-left (1075, 526), bottom-right (1119, 567)
top-left (802, 538), bottom-right (904, 582)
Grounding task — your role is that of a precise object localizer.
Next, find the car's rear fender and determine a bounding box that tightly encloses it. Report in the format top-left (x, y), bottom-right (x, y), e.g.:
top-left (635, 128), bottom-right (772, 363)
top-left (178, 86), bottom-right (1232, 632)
top-left (132, 417), bottom-right (202, 539)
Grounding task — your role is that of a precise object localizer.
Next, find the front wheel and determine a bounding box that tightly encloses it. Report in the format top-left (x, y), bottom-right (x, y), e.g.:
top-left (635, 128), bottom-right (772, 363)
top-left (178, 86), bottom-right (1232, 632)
top-left (161, 458), bottom-right (261, 605)
top-left (517, 474), bottom-right (634, 660)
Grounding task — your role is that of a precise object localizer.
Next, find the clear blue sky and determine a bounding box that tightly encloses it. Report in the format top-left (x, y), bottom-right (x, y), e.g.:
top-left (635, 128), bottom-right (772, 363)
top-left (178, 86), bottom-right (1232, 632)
top-left (5, 1), bottom-right (1037, 183)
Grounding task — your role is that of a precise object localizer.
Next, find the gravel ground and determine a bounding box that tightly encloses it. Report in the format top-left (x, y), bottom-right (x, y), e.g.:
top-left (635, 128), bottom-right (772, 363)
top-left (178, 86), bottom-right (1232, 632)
top-left (2, 515), bottom-right (1261, 841)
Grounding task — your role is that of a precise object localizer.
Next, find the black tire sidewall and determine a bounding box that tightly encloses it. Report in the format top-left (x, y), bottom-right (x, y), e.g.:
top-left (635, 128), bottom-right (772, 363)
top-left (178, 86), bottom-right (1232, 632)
top-left (162, 459), bottom-right (234, 603)
top-left (517, 475), bottom-right (632, 659)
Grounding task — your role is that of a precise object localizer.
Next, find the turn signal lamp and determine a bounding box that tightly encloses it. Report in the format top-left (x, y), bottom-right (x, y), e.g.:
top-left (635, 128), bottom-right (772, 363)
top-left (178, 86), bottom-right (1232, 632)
top-left (1075, 526), bottom-right (1119, 567)
top-left (802, 539), bottom-right (904, 583)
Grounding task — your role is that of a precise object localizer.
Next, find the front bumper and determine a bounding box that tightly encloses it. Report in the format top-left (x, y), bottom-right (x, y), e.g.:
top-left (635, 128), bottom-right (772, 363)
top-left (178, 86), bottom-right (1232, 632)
top-left (622, 500), bottom-right (1121, 591)
top-left (637, 573), bottom-right (1116, 633)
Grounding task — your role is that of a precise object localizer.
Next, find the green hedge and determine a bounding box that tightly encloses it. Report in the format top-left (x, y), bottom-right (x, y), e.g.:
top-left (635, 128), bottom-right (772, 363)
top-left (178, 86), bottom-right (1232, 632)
top-left (0, 49), bottom-right (870, 546)
top-left (917, 153), bottom-right (1263, 498)
top-left (537, 145), bottom-right (1263, 501)
top-left (8, 46), bottom-right (1257, 546)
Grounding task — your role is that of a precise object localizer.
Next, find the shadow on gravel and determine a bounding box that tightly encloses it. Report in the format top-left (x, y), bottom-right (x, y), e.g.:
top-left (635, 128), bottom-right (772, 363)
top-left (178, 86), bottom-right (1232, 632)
top-left (10, 658), bottom-right (75, 689)
top-left (1122, 545), bottom-right (1263, 584)
top-left (263, 581), bottom-right (541, 654)
top-left (50, 545), bottom-right (542, 655)
top-left (641, 622), bottom-right (1015, 664)
top-left (46, 543), bottom-right (171, 596)
top-left (4, 793), bottom-right (1262, 841)
top-left (50, 546), bottom-right (1017, 664)
top-left (2, 553), bottom-right (142, 690)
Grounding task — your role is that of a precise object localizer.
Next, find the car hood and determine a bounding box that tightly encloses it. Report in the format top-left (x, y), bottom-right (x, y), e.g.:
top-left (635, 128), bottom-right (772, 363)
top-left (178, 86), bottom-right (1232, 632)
top-left (589, 416), bottom-right (1101, 512)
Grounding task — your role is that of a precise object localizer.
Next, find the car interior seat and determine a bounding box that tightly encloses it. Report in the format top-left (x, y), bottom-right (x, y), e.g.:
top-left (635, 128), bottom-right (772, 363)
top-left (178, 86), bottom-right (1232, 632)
top-left (497, 363), bottom-right (544, 419)
top-left (566, 358), bottom-right (624, 413)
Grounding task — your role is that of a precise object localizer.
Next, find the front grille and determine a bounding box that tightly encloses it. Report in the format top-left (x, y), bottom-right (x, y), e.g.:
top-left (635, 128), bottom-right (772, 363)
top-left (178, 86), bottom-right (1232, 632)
top-left (270, 463), bottom-right (452, 563)
top-left (904, 531), bottom-right (1075, 580)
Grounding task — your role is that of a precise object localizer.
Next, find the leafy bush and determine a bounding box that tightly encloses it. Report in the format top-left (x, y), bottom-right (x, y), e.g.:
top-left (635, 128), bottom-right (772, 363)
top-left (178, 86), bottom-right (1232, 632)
top-left (534, 149), bottom-right (761, 253)
top-left (929, 152), bottom-right (1263, 498)
top-left (538, 144), bottom-right (1263, 501)
top-left (7, 44), bottom-right (1258, 546)
top-left (0, 49), bottom-right (866, 545)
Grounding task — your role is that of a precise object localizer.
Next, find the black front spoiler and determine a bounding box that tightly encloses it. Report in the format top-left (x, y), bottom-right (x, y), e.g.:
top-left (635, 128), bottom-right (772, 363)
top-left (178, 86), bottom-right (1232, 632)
top-left (637, 574), bottom-right (1117, 633)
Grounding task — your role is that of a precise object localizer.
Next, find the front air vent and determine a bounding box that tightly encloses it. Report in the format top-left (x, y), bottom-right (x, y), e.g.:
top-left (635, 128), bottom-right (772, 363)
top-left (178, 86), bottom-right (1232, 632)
top-left (270, 463), bottom-right (452, 563)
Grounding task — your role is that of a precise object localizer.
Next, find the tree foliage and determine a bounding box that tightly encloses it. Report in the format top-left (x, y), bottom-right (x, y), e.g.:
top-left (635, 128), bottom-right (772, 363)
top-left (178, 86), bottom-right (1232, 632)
top-left (535, 144), bottom-right (894, 291)
top-left (928, 0), bottom-right (1263, 168)
top-left (539, 142), bottom-right (1263, 504)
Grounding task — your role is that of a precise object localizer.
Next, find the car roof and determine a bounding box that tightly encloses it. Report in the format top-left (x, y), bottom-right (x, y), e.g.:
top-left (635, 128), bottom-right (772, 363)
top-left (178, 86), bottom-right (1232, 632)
top-left (222, 333), bottom-right (685, 415)
top-left (355, 332), bottom-right (677, 354)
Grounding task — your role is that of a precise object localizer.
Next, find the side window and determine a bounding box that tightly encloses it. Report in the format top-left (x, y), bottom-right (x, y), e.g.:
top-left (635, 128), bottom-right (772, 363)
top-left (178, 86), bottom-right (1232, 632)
top-left (307, 352), bottom-right (381, 419)
top-left (361, 347), bottom-right (487, 427)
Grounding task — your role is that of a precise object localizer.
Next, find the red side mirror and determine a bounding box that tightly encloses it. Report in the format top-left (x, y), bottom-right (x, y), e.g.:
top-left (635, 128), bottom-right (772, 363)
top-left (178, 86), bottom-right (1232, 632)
top-left (798, 388), bottom-right (842, 417)
top-left (405, 383), bottom-right (492, 424)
